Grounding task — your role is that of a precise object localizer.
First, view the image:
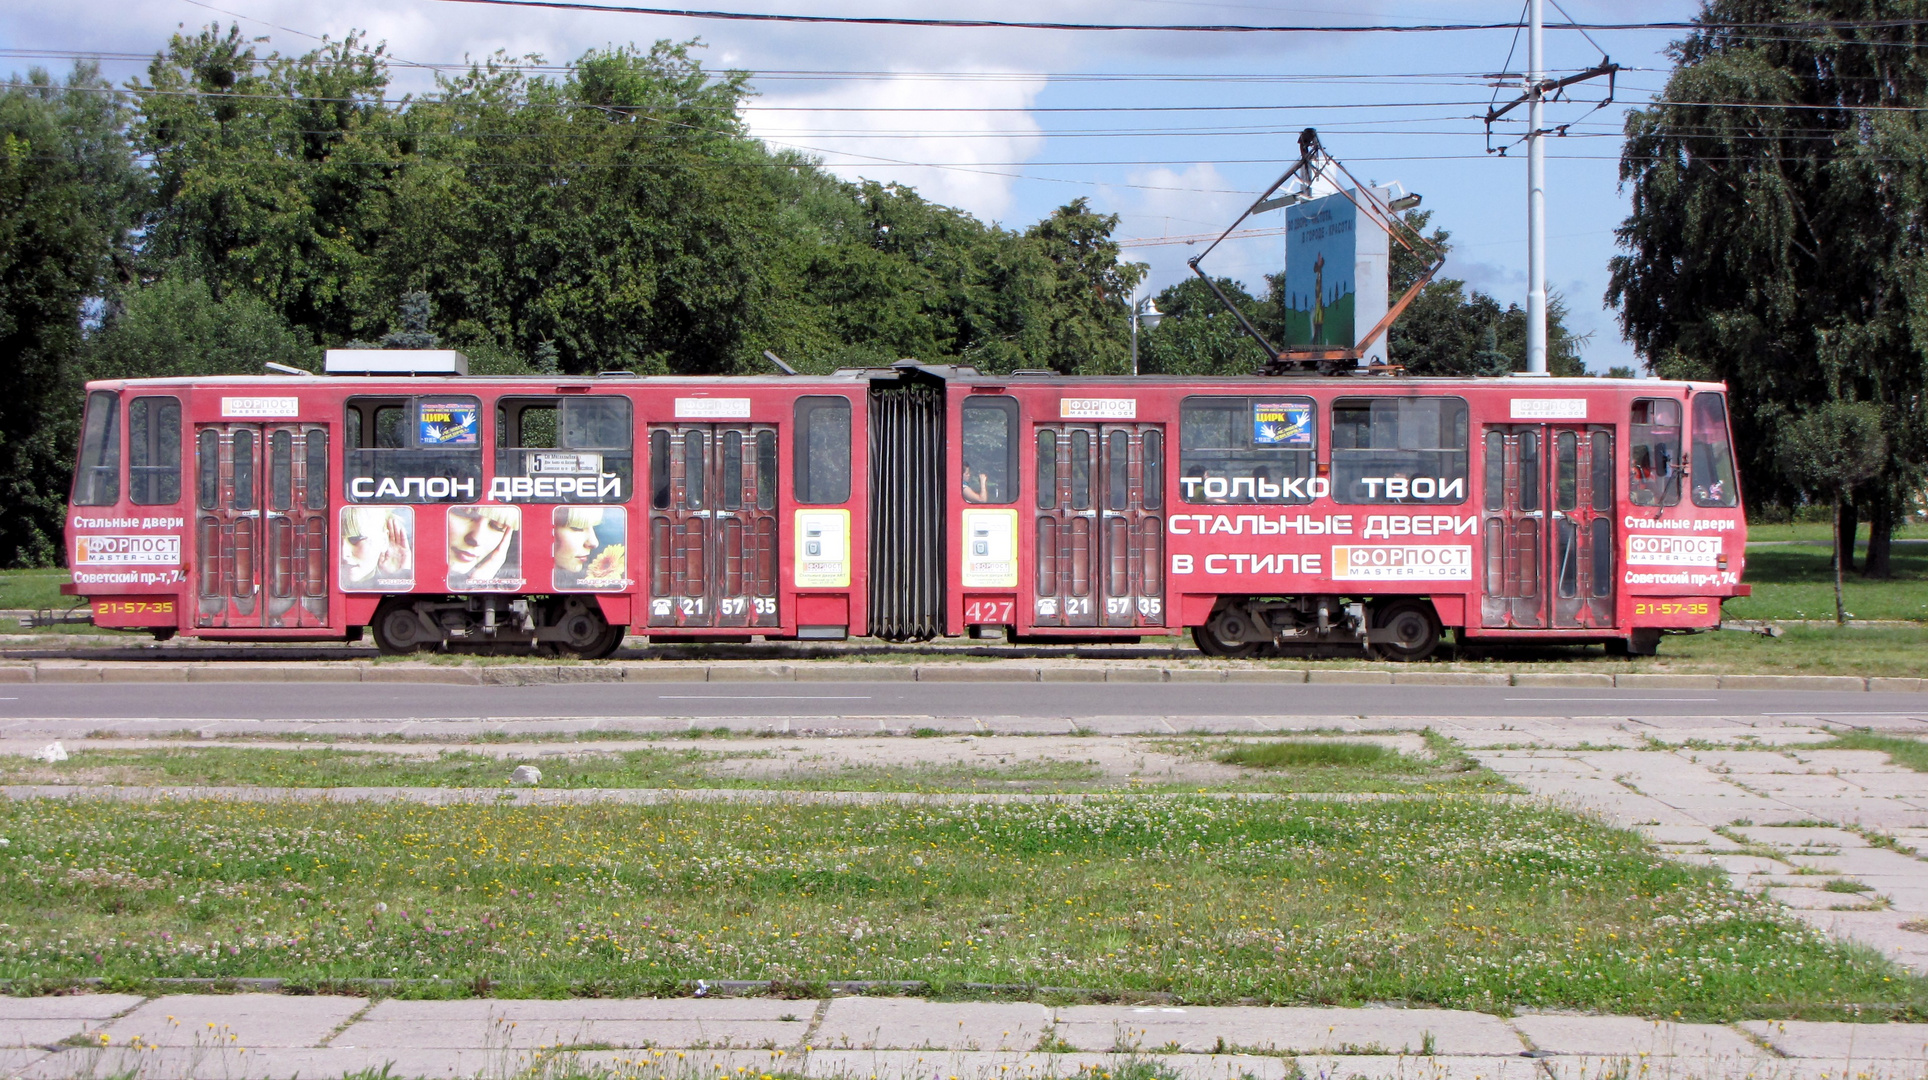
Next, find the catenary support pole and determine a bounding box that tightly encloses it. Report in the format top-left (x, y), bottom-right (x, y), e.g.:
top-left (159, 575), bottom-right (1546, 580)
top-left (1525, 0), bottom-right (1548, 375)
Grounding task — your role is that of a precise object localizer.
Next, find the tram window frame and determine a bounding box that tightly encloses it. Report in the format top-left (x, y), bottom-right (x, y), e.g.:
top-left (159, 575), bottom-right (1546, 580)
top-left (1628, 398), bottom-right (1682, 507)
top-left (1177, 395), bottom-right (1316, 505)
top-left (1330, 396), bottom-right (1469, 505)
top-left (961, 395), bottom-right (1018, 505)
top-left (343, 395), bottom-right (485, 504)
top-left (73, 390), bottom-right (121, 506)
top-left (794, 396), bottom-right (852, 505)
top-left (128, 395), bottom-right (182, 506)
top-left (494, 395), bottom-right (634, 503)
top-left (1691, 392), bottom-right (1740, 508)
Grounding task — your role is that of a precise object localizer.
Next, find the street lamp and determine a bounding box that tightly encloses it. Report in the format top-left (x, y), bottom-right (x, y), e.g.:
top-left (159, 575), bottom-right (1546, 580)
top-left (1130, 297), bottom-right (1163, 376)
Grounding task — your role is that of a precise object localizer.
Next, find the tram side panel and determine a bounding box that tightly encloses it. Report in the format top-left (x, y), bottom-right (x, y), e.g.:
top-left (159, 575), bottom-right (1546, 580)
top-left (66, 384), bottom-right (197, 635)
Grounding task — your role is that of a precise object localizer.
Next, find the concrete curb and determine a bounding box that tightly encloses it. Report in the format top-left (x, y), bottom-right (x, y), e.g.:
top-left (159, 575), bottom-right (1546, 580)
top-left (0, 659), bottom-right (1921, 693)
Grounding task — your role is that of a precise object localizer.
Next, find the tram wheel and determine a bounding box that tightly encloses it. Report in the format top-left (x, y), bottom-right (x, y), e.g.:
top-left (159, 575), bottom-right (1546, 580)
top-left (1367, 600), bottom-right (1441, 663)
top-left (1192, 620), bottom-right (1261, 660)
top-left (372, 601), bottom-right (434, 656)
top-left (549, 603), bottom-right (624, 659)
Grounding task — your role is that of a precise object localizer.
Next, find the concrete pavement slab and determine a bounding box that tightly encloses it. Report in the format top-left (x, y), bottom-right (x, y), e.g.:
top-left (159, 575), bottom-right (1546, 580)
top-left (814, 998), bottom-right (1050, 1051)
top-left (1770, 1060), bottom-right (1928, 1080)
top-left (339, 997), bottom-right (810, 1051)
top-left (1297, 1055), bottom-right (1546, 1080)
top-left (0, 995), bottom-right (143, 1021)
top-left (1739, 1021), bottom-right (1928, 1060)
top-left (21, 1045), bottom-right (539, 1079)
top-left (1509, 1015), bottom-right (1765, 1059)
top-left (98, 993), bottom-right (366, 1048)
top-left (0, 1019), bottom-right (123, 1048)
top-left (802, 1049), bottom-right (1296, 1080)
top-left (0, 1048), bottom-right (47, 1073)
top-left (1052, 1005), bottom-right (1520, 1056)
top-left (1734, 827), bottom-right (1870, 849)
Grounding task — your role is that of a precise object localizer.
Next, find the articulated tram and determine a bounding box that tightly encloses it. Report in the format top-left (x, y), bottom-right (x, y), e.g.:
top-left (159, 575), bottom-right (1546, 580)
top-left (62, 354), bottom-right (1747, 660)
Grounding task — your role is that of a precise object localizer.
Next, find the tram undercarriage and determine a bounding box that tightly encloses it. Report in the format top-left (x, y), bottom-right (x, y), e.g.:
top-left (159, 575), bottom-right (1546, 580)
top-left (370, 594), bottom-right (624, 659)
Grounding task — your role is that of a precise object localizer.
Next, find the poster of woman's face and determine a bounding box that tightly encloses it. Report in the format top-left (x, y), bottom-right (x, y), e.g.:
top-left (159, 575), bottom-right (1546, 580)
top-left (340, 506), bottom-right (414, 591)
top-left (553, 506), bottom-right (628, 591)
top-left (446, 505), bottom-right (522, 589)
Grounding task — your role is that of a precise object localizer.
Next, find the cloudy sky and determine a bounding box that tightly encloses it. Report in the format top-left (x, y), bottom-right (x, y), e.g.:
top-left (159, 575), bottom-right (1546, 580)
top-left (0, 0), bottom-right (1703, 372)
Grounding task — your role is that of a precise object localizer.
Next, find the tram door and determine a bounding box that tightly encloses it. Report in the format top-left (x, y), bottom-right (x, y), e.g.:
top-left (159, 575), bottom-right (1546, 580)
top-left (1034, 424), bottom-right (1165, 629)
top-left (194, 424), bottom-right (330, 629)
top-left (1481, 425), bottom-right (1615, 629)
top-left (647, 425), bottom-right (780, 630)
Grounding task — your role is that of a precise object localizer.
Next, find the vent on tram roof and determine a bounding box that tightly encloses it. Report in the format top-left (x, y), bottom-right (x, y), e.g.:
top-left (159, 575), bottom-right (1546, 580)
top-left (324, 349), bottom-right (470, 376)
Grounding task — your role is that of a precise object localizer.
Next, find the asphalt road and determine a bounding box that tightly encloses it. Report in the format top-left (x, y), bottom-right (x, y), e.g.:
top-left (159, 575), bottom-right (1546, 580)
top-left (0, 680), bottom-right (1923, 723)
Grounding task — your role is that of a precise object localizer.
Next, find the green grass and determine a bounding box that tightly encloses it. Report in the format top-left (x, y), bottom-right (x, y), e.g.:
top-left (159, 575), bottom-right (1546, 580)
top-left (1813, 731), bottom-right (1928, 773)
top-left (0, 796), bottom-right (1918, 1018)
top-left (0, 568), bottom-right (73, 611)
top-left (1214, 740), bottom-right (1398, 770)
top-left (1744, 522), bottom-right (1928, 545)
top-left (1725, 542), bottom-right (1928, 622)
top-left (0, 743), bottom-right (1511, 795)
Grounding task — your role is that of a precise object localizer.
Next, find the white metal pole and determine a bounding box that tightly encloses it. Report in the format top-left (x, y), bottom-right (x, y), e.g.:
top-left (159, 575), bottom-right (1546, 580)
top-left (1525, 0), bottom-right (1548, 375)
top-left (1131, 302), bottom-right (1140, 376)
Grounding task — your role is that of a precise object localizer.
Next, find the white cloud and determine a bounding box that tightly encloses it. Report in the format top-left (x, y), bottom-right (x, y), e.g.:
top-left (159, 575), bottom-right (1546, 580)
top-left (741, 72), bottom-right (1047, 222)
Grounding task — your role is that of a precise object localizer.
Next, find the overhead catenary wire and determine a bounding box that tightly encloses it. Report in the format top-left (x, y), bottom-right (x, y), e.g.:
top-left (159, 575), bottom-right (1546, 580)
top-left (410, 1), bottom-right (1928, 35)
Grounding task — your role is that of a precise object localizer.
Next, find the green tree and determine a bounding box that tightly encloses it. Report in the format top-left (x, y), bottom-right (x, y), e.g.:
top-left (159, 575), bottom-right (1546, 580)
top-left (1775, 398), bottom-right (1887, 623)
top-left (1136, 276), bottom-right (1270, 375)
top-left (133, 25), bottom-right (404, 341)
top-left (84, 275), bottom-right (316, 381)
top-left (0, 63), bottom-right (140, 566)
top-left (1608, 0), bottom-right (1928, 574)
top-left (1021, 198), bottom-right (1146, 374)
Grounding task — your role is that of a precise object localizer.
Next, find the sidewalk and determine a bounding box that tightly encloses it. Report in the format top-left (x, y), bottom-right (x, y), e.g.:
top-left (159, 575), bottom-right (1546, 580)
top-left (1474, 742), bottom-right (1928, 975)
top-left (4, 655), bottom-right (1928, 693)
top-left (5, 993), bottom-right (1925, 1080)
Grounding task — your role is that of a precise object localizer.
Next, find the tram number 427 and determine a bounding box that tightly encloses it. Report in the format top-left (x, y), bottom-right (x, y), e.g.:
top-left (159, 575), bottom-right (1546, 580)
top-left (964, 598), bottom-right (1015, 624)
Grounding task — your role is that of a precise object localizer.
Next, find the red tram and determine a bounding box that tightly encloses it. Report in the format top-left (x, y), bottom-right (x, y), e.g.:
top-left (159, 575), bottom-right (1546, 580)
top-left (62, 353), bottom-right (1748, 659)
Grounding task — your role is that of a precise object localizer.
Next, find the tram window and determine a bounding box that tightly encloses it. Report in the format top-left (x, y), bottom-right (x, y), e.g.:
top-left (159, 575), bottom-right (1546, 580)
top-left (756, 430), bottom-right (777, 510)
top-left (197, 429), bottom-right (218, 510)
top-left (305, 430), bottom-right (329, 510)
top-left (344, 396), bottom-right (484, 503)
top-left (231, 429), bottom-right (255, 512)
top-left (1178, 396), bottom-right (1316, 504)
top-left (794, 396), bottom-right (851, 504)
top-left (1143, 430), bottom-right (1163, 510)
top-left (1070, 429), bottom-right (1091, 510)
top-left (721, 430), bottom-right (743, 511)
top-left (1590, 431), bottom-right (1613, 512)
top-left (73, 391), bottom-right (120, 506)
top-left (1033, 429), bottom-right (1056, 510)
top-left (961, 396), bottom-right (1017, 505)
top-left (649, 429), bottom-right (672, 510)
top-left (1629, 398), bottom-right (1681, 507)
top-left (1106, 430), bottom-right (1129, 510)
top-left (269, 429), bottom-right (293, 512)
top-left (1691, 392), bottom-right (1740, 507)
top-left (495, 396), bottom-right (634, 502)
top-left (1483, 431), bottom-right (1503, 512)
top-left (684, 430), bottom-right (706, 509)
top-left (128, 396), bottom-right (181, 506)
top-left (961, 397), bottom-right (1016, 505)
top-left (1331, 396), bottom-right (1469, 504)
top-left (1555, 430), bottom-right (1578, 512)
